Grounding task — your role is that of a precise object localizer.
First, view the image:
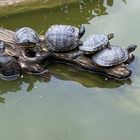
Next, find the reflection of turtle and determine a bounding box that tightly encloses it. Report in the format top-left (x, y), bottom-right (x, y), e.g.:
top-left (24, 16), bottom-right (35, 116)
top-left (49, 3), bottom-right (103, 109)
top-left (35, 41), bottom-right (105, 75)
top-left (72, 33), bottom-right (114, 58)
top-left (91, 44), bottom-right (137, 67)
top-left (45, 24), bottom-right (85, 52)
top-left (0, 41), bottom-right (20, 81)
top-left (14, 27), bottom-right (39, 47)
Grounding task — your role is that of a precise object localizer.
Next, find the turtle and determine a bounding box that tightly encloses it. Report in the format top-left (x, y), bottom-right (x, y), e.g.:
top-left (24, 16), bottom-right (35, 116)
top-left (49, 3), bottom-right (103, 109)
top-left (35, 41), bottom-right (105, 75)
top-left (14, 27), bottom-right (40, 47)
top-left (72, 33), bottom-right (114, 59)
top-left (91, 44), bottom-right (137, 67)
top-left (44, 24), bottom-right (85, 52)
top-left (0, 41), bottom-right (20, 81)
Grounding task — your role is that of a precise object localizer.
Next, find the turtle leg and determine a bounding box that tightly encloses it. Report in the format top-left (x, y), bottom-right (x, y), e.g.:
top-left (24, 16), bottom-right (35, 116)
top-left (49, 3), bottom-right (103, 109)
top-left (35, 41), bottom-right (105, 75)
top-left (71, 50), bottom-right (84, 59)
top-left (78, 40), bottom-right (83, 46)
top-left (47, 47), bottom-right (55, 53)
top-left (70, 40), bottom-right (84, 59)
top-left (125, 53), bottom-right (135, 64)
top-left (78, 25), bottom-right (85, 39)
top-left (107, 42), bottom-right (111, 49)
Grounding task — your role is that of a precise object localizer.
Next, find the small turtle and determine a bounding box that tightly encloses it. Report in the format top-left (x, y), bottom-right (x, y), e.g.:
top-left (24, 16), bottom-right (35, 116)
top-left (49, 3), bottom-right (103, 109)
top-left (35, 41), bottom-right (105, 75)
top-left (14, 27), bottom-right (40, 47)
top-left (72, 33), bottom-right (114, 59)
top-left (0, 41), bottom-right (20, 81)
top-left (45, 24), bottom-right (85, 52)
top-left (91, 44), bottom-right (137, 67)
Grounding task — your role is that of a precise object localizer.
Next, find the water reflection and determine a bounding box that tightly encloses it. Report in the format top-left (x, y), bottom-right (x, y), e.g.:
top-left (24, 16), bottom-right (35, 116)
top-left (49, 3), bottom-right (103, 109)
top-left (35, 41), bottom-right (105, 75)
top-left (0, 96), bottom-right (5, 103)
top-left (48, 63), bottom-right (132, 88)
top-left (1, 55), bottom-right (140, 104)
top-left (128, 57), bottom-right (140, 78)
top-left (0, 79), bottom-right (22, 95)
top-left (0, 59), bottom-right (137, 103)
top-left (0, 74), bottom-right (50, 103)
top-left (0, 0), bottom-right (114, 30)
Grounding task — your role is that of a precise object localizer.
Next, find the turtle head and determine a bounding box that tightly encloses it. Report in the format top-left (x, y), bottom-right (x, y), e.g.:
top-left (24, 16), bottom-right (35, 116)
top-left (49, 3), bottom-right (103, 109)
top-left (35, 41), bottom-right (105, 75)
top-left (127, 44), bottom-right (137, 53)
top-left (0, 41), bottom-right (5, 53)
top-left (79, 25), bottom-right (85, 39)
top-left (107, 33), bottom-right (114, 40)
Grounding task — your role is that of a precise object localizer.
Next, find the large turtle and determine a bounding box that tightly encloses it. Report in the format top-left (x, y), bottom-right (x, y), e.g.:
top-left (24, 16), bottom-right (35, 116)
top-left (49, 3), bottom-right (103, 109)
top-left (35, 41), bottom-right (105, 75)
top-left (44, 24), bottom-right (85, 52)
top-left (72, 33), bottom-right (114, 58)
top-left (14, 27), bottom-right (40, 47)
top-left (0, 41), bottom-right (20, 81)
top-left (91, 44), bottom-right (137, 67)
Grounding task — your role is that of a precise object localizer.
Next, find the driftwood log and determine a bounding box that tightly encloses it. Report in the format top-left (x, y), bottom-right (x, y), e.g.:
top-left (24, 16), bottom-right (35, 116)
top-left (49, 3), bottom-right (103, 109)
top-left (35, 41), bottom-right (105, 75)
top-left (0, 28), bottom-right (134, 80)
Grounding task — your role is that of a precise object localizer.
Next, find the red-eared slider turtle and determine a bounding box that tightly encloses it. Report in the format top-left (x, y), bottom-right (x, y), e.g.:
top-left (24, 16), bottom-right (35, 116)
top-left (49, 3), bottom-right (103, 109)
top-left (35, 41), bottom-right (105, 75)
top-left (91, 44), bottom-right (137, 67)
top-left (72, 33), bottom-right (114, 59)
top-left (0, 41), bottom-right (20, 81)
top-left (14, 27), bottom-right (40, 47)
top-left (45, 24), bottom-right (85, 52)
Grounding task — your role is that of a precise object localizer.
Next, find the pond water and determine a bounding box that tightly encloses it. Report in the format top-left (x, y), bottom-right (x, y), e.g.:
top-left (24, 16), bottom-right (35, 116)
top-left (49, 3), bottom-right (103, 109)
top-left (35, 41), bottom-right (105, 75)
top-left (0, 0), bottom-right (140, 140)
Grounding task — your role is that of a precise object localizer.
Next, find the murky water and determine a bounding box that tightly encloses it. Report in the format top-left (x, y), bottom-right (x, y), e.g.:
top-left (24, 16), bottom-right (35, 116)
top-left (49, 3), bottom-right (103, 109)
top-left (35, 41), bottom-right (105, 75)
top-left (0, 0), bottom-right (140, 140)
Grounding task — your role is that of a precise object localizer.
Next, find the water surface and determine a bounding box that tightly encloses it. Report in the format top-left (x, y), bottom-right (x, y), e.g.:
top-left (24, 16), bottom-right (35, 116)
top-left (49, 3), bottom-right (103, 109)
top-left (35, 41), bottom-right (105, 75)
top-left (0, 0), bottom-right (140, 140)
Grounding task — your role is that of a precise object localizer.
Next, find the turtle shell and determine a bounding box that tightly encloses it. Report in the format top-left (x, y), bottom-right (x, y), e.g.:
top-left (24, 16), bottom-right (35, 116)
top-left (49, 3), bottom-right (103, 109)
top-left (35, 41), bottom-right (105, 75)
top-left (91, 45), bottom-right (129, 67)
top-left (45, 25), bottom-right (80, 52)
top-left (0, 54), bottom-right (20, 81)
top-left (79, 34), bottom-right (109, 54)
top-left (14, 27), bottom-right (39, 47)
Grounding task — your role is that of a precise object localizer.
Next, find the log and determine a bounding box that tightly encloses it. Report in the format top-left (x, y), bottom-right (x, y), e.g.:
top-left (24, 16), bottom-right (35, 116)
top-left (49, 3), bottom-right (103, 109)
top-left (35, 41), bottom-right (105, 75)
top-left (0, 28), bottom-right (133, 80)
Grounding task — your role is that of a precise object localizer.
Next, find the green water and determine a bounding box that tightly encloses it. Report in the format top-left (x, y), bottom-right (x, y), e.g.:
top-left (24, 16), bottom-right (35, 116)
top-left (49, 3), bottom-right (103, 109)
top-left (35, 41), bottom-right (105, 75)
top-left (0, 0), bottom-right (140, 140)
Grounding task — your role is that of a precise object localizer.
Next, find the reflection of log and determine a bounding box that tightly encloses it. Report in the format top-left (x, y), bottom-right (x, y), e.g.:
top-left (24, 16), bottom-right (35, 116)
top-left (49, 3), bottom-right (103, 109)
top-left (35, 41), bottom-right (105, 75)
top-left (0, 28), bottom-right (132, 80)
top-left (48, 63), bottom-right (132, 88)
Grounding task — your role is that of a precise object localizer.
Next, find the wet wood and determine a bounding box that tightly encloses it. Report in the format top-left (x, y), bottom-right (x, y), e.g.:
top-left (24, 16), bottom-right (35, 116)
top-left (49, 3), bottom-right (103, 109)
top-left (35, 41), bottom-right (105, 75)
top-left (0, 28), bottom-right (132, 80)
